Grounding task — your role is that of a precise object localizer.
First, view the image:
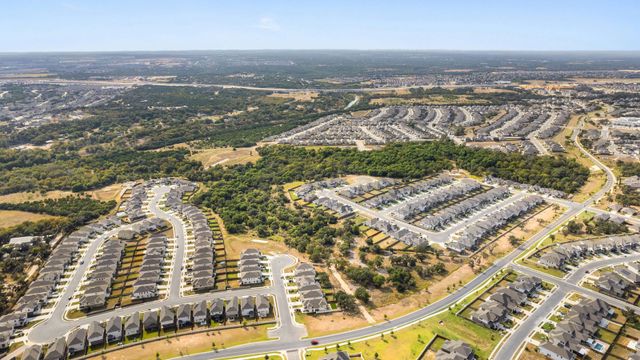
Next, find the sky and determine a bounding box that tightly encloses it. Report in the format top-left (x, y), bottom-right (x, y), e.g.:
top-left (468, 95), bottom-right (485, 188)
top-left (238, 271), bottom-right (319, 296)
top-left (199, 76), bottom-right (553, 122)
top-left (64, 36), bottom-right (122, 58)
top-left (1, 0), bottom-right (639, 52)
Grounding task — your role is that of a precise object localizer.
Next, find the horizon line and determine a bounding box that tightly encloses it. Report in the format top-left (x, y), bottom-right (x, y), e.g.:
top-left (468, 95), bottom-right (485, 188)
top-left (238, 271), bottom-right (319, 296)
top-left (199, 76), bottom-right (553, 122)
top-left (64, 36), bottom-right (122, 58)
top-left (2, 48), bottom-right (640, 55)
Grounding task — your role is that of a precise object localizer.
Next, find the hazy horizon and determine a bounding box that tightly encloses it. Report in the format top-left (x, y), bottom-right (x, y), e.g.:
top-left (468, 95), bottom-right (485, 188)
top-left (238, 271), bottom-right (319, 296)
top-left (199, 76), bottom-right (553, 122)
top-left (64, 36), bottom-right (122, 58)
top-left (2, 0), bottom-right (639, 52)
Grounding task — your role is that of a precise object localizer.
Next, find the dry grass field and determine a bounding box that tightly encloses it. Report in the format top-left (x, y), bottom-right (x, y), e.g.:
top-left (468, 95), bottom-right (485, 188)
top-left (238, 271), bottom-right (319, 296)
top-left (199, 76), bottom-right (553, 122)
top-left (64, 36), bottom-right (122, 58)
top-left (189, 147), bottom-right (261, 169)
top-left (91, 325), bottom-right (271, 360)
top-left (0, 183), bottom-right (123, 204)
top-left (0, 210), bottom-right (58, 228)
top-left (266, 91), bottom-right (319, 101)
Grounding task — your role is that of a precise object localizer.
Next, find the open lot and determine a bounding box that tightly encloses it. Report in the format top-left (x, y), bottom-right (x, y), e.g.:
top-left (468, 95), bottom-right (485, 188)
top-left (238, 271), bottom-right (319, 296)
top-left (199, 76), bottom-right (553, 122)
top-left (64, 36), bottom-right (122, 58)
top-left (89, 324), bottom-right (271, 360)
top-left (0, 209), bottom-right (58, 228)
top-left (189, 146), bottom-right (261, 168)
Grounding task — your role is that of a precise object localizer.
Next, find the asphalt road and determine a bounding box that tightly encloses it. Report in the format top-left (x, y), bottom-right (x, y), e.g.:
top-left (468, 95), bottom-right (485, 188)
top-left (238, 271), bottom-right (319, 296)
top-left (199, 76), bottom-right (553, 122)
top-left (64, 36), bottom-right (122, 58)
top-left (25, 186), bottom-right (298, 348)
top-left (16, 114), bottom-right (629, 359)
top-left (147, 186), bottom-right (185, 299)
top-left (497, 254), bottom-right (640, 359)
top-left (176, 117), bottom-right (623, 359)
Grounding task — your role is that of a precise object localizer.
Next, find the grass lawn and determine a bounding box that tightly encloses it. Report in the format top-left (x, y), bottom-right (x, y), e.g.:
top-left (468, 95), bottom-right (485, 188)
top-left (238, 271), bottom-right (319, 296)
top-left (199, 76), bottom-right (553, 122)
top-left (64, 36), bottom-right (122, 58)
top-left (305, 310), bottom-right (500, 360)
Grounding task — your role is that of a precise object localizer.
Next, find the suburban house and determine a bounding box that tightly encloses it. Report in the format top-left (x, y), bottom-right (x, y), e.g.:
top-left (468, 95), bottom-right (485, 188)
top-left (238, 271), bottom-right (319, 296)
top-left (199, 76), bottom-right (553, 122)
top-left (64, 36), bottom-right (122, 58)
top-left (241, 296), bottom-right (255, 318)
top-left (21, 345), bottom-right (43, 360)
top-left (177, 303), bottom-right (192, 327)
top-left (302, 298), bottom-right (330, 314)
top-left (143, 310), bottom-right (159, 332)
top-left (160, 306), bottom-right (176, 329)
top-left (193, 300), bottom-right (208, 324)
top-left (43, 337), bottom-right (66, 360)
top-left (239, 270), bottom-right (263, 285)
top-left (539, 298), bottom-right (613, 359)
top-left (106, 316), bottom-right (122, 343)
top-left (66, 327), bottom-right (87, 355)
top-left (435, 340), bottom-right (475, 360)
top-left (256, 295), bottom-right (271, 318)
top-left (87, 321), bottom-right (105, 346)
top-left (125, 313), bottom-right (141, 337)
top-left (226, 297), bottom-right (240, 321)
top-left (131, 283), bottom-right (158, 300)
top-left (210, 298), bottom-right (225, 322)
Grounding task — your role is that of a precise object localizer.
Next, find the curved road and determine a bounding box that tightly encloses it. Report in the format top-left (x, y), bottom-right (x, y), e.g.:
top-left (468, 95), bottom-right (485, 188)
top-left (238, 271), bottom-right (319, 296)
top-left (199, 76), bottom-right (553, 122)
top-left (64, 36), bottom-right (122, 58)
top-left (25, 186), bottom-right (298, 347)
top-left (15, 113), bottom-right (624, 359)
top-left (177, 112), bottom-right (622, 359)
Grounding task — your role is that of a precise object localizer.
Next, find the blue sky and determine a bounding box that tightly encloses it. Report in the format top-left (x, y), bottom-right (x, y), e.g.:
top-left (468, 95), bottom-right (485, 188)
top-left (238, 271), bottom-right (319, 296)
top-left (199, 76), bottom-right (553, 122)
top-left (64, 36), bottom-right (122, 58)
top-left (1, 0), bottom-right (638, 52)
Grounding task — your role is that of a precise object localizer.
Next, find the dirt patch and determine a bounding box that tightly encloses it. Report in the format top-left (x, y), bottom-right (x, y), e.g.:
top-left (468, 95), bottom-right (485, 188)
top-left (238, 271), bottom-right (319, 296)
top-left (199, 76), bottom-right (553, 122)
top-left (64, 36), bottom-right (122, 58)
top-left (90, 325), bottom-right (270, 360)
top-left (0, 210), bottom-right (59, 228)
top-left (299, 311), bottom-right (370, 338)
top-left (0, 184), bottom-right (123, 204)
top-left (267, 91), bottom-right (319, 102)
top-left (87, 184), bottom-right (124, 202)
top-left (190, 147), bottom-right (260, 169)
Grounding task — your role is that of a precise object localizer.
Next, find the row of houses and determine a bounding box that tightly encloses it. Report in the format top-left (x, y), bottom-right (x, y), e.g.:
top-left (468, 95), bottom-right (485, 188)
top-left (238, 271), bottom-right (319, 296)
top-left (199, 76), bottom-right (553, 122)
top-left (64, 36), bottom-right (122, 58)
top-left (595, 262), bottom-right (640, 298)
top-left (131, 234), bottom-right (168, 300)
top-left (471, 275), bottom-right (542, 329)
top-left (119, 183), bottom-right (148, 223)
top-left (538, 298), bottom-right (614, 360)
top-left (165, 184), bottom-right (217, 292)
top-left (337, 178), bottom-right (398, 199)
top-left (312, 197), bottom-right (354, 218)
top-left (116, 217), bottom-right (168, 241)
top-left (447, 195), bottom-right (544, 252)
top-left (239, 249), bottom-right (264, 286)
top-left (362, 174), bottom-right (454, 210)
top-left (22, 295), bottom-right (272, 360)
top-left (420, 186), bottom-right (511, 230)
top-left (537, 234), bottom-right (640, 269)
top-left (293, 263), bottom-right (330, 313)
top-left (365, 217), bottom-right (426, 246)
top-left (0, 217), bottom-right (125, 350)
top-left (483, 175), bottom-right (567, 199)
top-left (390, 179), bottom-right (482, 221)
top-left (78, 239), bottom-right (125, 311)
top-left (294, 178), bottom-right (346, 203)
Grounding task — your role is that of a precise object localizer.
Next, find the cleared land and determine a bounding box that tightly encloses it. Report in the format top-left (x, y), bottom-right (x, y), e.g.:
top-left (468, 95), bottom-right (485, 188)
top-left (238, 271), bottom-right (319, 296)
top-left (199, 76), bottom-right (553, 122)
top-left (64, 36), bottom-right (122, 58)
top-left (0, 210), bottom-right (58, 228)
top-left (88, 325), bottom-right (271, 360)
top-left (0, 183), bottom-right (123, 204)
top-left (189, 146), bottom-right (261, 169)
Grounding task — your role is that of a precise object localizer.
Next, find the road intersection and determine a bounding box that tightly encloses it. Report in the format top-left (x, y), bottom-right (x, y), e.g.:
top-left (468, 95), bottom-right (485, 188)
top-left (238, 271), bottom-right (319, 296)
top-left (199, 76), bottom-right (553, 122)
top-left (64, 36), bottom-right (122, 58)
top-left (8, 116), bottom-right (635, 360)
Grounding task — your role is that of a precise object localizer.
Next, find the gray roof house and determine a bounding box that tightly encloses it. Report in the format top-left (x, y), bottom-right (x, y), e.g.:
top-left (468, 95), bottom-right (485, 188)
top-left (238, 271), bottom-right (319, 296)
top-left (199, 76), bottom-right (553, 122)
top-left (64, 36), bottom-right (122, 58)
top-left (241, 296), bottom-right (255, 318)
top-left (193, 300), bottom-right (208, 324)
top-left (43, 337), bottom-right (66, 360)
top-left (256, 295), bottom-right (270, 318)
top-left (177, 303), bottom-right (192, 327)
top-left (66, 327), bottom-right (87, 355)
top-left (239, 270), bottom-right (263, 285)
top-left (21, 345), bottom-right (43, 360)
top-left (125, 313), bottom-right (141, 337)
top-left (87, 321), bottom-right (105, 346)
top-left (143, 310), bottom-right (159, 332)
top-left (160, 306), bottom-right (175, 329)
top-left (210, 298), bottom-right (225, 322)
top-left (302, 298), bottom-right (330, 314)
top-left (435, 340), bottom-right (474, 360)
top-left (106, 316), bottom-right (122, 343)
top-left (226, 297), bottom-right (239, 321)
